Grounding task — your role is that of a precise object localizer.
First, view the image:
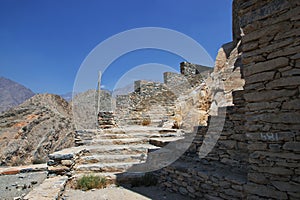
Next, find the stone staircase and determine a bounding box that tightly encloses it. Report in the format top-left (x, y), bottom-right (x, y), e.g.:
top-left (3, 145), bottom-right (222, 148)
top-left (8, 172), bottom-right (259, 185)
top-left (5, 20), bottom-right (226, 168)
top-left (47, 126), bottom-right (184, 182)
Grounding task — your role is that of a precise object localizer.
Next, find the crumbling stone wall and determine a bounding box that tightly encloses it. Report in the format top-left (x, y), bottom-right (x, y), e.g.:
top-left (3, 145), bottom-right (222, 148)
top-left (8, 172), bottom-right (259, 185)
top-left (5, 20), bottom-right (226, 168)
top-left (115, 63), bottom-right (212, 127)
top-left (115, 80), bottom-right (177, 126)
top-left (155, 0), bottom-right (300, 199)
top-left (156, 44), bottom-right (247, 200)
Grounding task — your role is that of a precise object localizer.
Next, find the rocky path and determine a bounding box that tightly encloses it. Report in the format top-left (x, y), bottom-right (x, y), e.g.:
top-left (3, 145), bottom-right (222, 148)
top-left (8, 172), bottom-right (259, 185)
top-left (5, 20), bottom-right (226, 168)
top-left (19, 126), bottom-right (185, 199)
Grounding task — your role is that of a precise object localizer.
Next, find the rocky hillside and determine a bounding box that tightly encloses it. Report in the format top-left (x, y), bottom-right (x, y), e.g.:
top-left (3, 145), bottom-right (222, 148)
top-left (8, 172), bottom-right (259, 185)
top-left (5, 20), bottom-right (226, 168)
top-left (0, 77), bottom-right (35, 113)
top-left (0, 94), bottom-right (75, 166)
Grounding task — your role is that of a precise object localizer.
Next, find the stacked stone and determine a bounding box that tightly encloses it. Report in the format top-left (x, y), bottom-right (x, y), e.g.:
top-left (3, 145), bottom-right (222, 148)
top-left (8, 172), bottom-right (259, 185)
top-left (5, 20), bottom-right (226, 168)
top-left (156, 159), bottom-right (247, 199)
top-left (180, 62), bottom-right (212, 78)
top-left (163, 72), bottom-right (191, 95)
top-left (72, 89), bottom-right (113, 129)
top-left (156, 95), bottom-right (248, 199)
top-left (47, 152), bottom-right (75, 176)
top-left (154, 2), bottom-right (248, 196)
top-left (115, 80), bottom-right (177, 126)
top-left (115, 64), bottom-right (211, 127)
top-left (237, 0), bottom-right (300, 199)
top-left (98, 111), bottom-right (117, 129)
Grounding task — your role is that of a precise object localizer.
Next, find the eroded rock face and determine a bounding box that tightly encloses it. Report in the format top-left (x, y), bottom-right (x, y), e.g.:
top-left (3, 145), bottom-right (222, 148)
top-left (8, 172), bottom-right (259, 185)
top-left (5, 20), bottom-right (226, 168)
top-left (208, 41), bottom-right (245, 116)
top-left (0, 94), bottom-right (75, 166)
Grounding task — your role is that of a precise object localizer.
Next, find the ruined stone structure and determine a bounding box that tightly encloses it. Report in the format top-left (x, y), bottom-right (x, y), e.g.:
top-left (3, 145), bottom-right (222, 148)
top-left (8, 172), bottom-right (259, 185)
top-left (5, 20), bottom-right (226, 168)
top-left (22, 1), bottom-right (299, 199)
top-left (98, 111), bottom-right (117, 129)
top-left (156, 0), bottom-right (300, 199)
top-left (115, 62), bottom-right (212, 128)
top-left (115, 80), bottom-right (177, 126)
top-left (73, 89), bottom-right (113, 129)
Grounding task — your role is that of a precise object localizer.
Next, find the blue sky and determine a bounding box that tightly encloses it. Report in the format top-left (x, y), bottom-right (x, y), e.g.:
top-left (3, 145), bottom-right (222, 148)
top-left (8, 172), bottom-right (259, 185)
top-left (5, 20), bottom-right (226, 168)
top-left (0, 0), bottom-right (232, 94)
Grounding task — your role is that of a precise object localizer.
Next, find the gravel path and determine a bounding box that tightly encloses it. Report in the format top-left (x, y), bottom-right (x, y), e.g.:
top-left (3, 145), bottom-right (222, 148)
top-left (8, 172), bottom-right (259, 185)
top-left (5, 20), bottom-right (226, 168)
top-left (0, 172), bottom-right (47, 200)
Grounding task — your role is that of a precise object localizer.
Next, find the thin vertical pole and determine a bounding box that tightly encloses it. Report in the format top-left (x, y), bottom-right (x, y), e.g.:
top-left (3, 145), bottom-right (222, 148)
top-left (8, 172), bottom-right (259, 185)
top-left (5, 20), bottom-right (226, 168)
top-left (96, 71), bottom-right (102, 128)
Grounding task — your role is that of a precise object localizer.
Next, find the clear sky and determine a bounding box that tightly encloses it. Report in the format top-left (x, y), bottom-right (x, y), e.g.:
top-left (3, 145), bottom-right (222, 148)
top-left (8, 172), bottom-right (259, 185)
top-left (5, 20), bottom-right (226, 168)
top-left (0, 0), bottom-right (232, 94)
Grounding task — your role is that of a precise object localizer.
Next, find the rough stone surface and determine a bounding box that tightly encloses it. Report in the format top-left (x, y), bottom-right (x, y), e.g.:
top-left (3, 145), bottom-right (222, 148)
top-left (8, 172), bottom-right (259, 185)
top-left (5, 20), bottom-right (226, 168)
top-left (23, 176), bottom-right (68, 200)
top-left (0, 94), bottom-right (75, 166)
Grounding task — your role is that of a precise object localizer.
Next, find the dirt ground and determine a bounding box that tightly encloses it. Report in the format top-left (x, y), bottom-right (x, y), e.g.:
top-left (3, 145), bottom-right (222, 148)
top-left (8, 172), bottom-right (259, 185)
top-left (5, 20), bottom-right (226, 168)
top-left (0, 171), bottom-right (47, 200)
top-left (62, 184), bottom-right (191, 200)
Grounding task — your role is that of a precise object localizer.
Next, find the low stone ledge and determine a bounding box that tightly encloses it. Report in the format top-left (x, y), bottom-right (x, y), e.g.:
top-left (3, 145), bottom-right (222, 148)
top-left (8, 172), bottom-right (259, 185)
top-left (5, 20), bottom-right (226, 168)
top-left (0, 164), bottom-right (48, 176)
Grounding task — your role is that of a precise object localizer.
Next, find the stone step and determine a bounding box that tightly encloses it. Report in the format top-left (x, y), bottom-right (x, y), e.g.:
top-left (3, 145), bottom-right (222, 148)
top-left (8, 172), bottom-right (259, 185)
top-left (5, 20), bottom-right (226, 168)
top-left (78, 137), bottom-right (149, 146)
top-left (90, 131), bottom-right (183, 139)
top-left (92, 133), bottom-right (133, 139)
top-left (76, 127), bottom-right (180, 137)
top-left (126, 132), bottom-right (184, 138)
top-left (23, 175), bottom-right (68, 200)
top-left (149, 137), bottom-right (184, 147)
top-left (49, 146), bottom-right (86, 161)
top-left (77, 154), bottom-right (146, 164)
top-left (82, 144), bottom-right (160, 155)
top-left (75, 162), bottom-right (143, 173)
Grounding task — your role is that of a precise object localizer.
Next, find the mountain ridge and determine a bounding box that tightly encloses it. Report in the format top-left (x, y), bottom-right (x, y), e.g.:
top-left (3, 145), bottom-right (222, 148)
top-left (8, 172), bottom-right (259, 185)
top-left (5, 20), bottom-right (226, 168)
top-left (0, 76), bottom-right (35, 113)
top-left (0, 93), bottom-right (75, 166)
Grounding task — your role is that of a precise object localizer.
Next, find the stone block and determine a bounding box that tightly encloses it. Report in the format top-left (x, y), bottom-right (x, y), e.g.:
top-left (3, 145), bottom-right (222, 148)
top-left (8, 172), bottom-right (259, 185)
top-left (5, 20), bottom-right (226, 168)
top-left (248, 143), bottom-right (268, 151)
top-left (224, 188), bottom-right (244, 198)
top-left (61, 159), bottom-right (74, 167)
top-left (239, 0), bottom-right (290, 27)
top-left (243, 57), bottom-right (289, 77)
top-left (179, 187), bottom-right (188, 195)
top-left (272, 181), bottom-right (300, 192)
top-left (268, 45), bottom-right (300, 59)
top-left (49, 153), bottom-right (73, 161)
top-left (282, 98), bottom-right (300, 110)
top-left (218, 140), bottom-right (236, 149)
top-left (246, 102), bottom-right (280, 111)
top-left (282, 69), bottom-right (300, 76)
top-left (204, 194), bottom-right (222, 200)
top-left (244, 89), bottom-right (296, 102)
top-left (246, 112), bottom-right (300, 125)
top-left (266, 76), bottom-right (300, 89)
top-left (246, 71), bottom-right (275, 84)
top-left (244, 183), bottom-right (288, 199)
top-left (283, 142), bottom-right (300, 152)
top-left (253, 166), bottom-right (293, 175)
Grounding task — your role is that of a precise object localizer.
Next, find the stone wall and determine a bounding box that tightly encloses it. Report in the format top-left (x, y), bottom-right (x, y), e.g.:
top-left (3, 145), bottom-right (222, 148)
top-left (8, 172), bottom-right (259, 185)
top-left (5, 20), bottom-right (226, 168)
top-left (73, 89), bottom-right (112, 129)
top-left (155, 44), bottom-right (247, 199)
top-left (163, 72), bottom-right (190, 95)
top-left (115, 63), bottom-right (211, 127)
top-left (239, 0), bottom-right (300, 199)
top-left (115, 80), bottom-right (177, 126)
top-left (180, 62), bottom-right (212, 78)
top-left (155, 0), bottom-right (300, 199)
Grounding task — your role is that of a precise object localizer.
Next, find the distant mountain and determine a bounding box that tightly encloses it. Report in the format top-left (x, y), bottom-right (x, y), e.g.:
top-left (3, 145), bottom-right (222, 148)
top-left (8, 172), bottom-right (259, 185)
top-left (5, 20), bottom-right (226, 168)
top-left (60, 92), bottom-right (75, 102)
top-left (0, 93), bottom-right (75, 166)
top-left (0, 77), bottom-right (35, 113)
top-left (112, 83), bottom-right (134, 97)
